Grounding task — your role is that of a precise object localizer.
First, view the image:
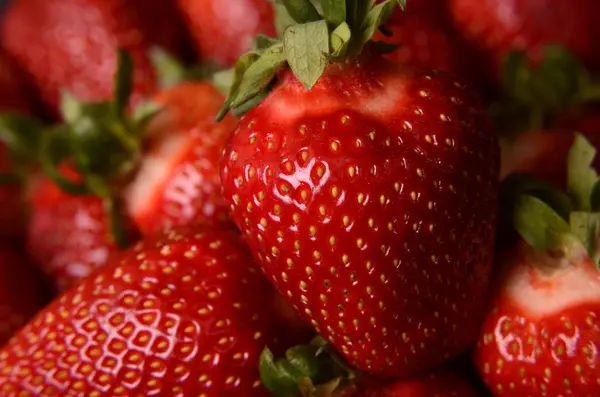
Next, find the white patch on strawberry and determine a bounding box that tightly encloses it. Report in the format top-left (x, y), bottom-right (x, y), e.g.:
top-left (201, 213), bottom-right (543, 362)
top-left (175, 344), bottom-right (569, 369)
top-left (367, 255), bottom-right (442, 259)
top-left (266, 73), bottom-right (407, 126)
top-left (123, 130), bottom-right (188, 222)
top-left (505, 244), bottom-right (600, 318)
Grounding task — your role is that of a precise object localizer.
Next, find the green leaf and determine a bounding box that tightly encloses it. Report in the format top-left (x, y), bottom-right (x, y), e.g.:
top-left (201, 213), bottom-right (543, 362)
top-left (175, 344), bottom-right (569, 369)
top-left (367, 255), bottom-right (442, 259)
top-left (511, 194), bottom-right (574, 250)
top-left (231, 44), bottom-right (287, 107)
top-left (131, 101), bottom-right (164, 133)
top-left (255, 34), bottom-right (281, 51)
top-left (359, 0), bottom-right (397, 48)
top-left (283, 20), bottom-right (330, 90)
top-left (321, 0), bottom-right (346, 25)
top-left (0, 113), bottom-right (46, 164)
top-left (216, 52), bottom-right (261, 121)
top-left (113, 49), bottom-right (134, 121)
top-left (259, 348), bottom-right (305, 397)
top-left (570, 212), bottom-right (600, 266)
top-left (567, 133), bottom-right (598, 211)
top-left (395, 0), bottom-right (407, 10)
top-left (60, 91), bottom-right (83, 124)
top-left (330, 22), bottom-right (352, 58)
top-left (150, 47), bottom-right (187, 89)
top-left (274, 3), bottom-right (298, 38)
top-left (500, 172), bottom-right (573, 220)
top-left (281, 0), bottom-right (321, 23)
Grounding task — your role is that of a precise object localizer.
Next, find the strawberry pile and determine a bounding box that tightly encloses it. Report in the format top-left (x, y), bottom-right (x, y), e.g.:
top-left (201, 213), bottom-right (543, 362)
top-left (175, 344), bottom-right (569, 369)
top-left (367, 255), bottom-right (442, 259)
top-left (0, 0), bottom-right (597, 396)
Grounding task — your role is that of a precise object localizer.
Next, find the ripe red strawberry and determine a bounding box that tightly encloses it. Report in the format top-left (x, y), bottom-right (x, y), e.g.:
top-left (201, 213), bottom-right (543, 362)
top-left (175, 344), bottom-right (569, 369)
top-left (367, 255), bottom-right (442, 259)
top-left (23, 52), bottom-right (237, 289)
top-left (449, 0), bottom-right (600, 74)
top-left (0, 245), bottom-right (47, 346)
top-left (218, 1), bottom-right (499, 378)
top-left (123, 81), bottom-right (238, 235)
top-left (0, 0), bottom-right (188, 115)
top-left (177, 0), bottom-right (276, 67)
top-left (477, 134), bottom-right (600, 396)
top-left (0, 226), bottom-right (306, 396)
top-left (26, 171), bottom-right (138, 291)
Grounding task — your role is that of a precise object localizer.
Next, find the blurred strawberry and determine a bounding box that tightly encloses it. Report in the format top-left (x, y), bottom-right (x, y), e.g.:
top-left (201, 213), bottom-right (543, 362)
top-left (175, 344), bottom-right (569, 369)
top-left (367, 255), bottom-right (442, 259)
top-left (449, 0), bottom-right (600, 76)
top-left (0, 0), bottom-right (188, 116)
top-left (122, 80), bottom-right (238, 235)
top-left (26, 168), bottom-right (138, 291)
top-left (0, 245), bottom-right (47, 346)
top-left (177, 0), bottom-right (276, 67)
top-left (21, 50), bottom-right (238, 289)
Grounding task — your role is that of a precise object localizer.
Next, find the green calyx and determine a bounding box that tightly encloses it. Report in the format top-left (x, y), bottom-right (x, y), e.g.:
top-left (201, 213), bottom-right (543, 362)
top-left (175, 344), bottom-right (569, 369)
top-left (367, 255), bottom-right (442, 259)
top-left (493, 45), bottom-right (600, 135)
top-left (503, 133), bottom-right (600, 266)
top-left (260, 337), bottom-right (356, 397)
top-left (217, 0), bottom-right (406, 121)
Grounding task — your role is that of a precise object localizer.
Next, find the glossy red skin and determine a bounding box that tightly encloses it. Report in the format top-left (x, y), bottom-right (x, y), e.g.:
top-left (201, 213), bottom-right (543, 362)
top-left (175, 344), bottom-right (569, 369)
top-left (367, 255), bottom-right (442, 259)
top-left (125, 82), bottom-right (238, 235)
top-left (0, 227), bottom-right (300, 396)
top-left (449, 0), bottom-right (600, 73)
top-left (0, 0), bottom-right (187, 115)
top-left (0, 246), bottom-right (47, 346)
top-left (177, 0), bottom-right (276, 67)
top-left (220, 54), bottom-right (499, 377)
top-left (474, 242), bottom-right (600, 396)
top-left (27, 174), bottom-right (137, 291)
top-left (0, 52), bottom-right (34, 238)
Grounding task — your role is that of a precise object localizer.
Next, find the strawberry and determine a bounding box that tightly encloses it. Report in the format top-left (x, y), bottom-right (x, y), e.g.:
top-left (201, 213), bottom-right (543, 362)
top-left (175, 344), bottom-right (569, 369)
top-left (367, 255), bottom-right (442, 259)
top-left (259, 340), bottom-right (483, 397)
top-left (0, 245), bottom-right (47, 346)
top-left (218, 1), bottom-right (499, 378)
top-left (0, 226), bottom-right (306, 396)
top-left (26, 170), bottom-right (138, 291)
top-left (449, 0), bottom-right (600, 75)
top-left (476, 134), bottom-right (600, 396)
top-left (23, 51), bottom-right (237, 289)
top-left (0, 0), bottom-right (188, 115)
top-left (123, 80), bottom-right (238, 235)
top-left (177, 0), bottom-right (276, 67)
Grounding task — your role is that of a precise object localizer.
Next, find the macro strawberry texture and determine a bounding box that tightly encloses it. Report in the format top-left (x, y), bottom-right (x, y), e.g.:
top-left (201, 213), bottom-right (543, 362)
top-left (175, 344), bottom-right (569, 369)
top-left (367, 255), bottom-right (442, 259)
top-left (0, 0), bottom-right (597, 396)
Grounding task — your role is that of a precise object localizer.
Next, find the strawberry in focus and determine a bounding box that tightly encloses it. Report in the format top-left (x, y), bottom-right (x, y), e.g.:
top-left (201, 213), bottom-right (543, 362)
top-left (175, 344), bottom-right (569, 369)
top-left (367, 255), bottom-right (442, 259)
top-left (0, 246), bottom-right (47, 347)
top-left (477, 134), bottom-right (600, 396)
top-left (449, 0), bottom-right (600, 76)
top-left (219, 1), bottom-right (499, 378)
top-left (177, 0), bottom-right (276, 67)
top-left (0, 226), bottom-right (305, 396)
top-left (0, 0), bottom-right (188, 115)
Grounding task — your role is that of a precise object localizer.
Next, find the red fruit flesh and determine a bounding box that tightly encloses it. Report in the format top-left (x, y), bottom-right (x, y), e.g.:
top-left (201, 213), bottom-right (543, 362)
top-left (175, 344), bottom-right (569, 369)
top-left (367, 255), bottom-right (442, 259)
top-left (220, 54), bottom-right (499, 377)
top-left (0, 0), bottom-right (186, 114)
top-left (27, 174), bottom-right (137, 291)
top-left (123, 82), bottom-right (238, 235)
top-left (0, 246), bottom-right (46, 346)
top-left (449, 0), bottom-right (600, 73)
top-left (475, 241), bottom-right (600, 396)
top-left (177, 0), bottom-right (276, 67)
top-left (0, 227), bottom-right (300, 396)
